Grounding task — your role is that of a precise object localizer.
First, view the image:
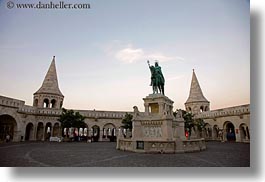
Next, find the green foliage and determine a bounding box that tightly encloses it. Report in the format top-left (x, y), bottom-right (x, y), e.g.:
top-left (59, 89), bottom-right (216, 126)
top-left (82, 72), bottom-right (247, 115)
top-left (183, 111), bottom-right (194, 134)
top-left (194, 118), bottom-right (206, 132)
top-left (58, 108), bottom-right (86, 128)
top-left (121, 113), bottom-right (133, 130)
top-left (174, 109), bottom-right (206, 135)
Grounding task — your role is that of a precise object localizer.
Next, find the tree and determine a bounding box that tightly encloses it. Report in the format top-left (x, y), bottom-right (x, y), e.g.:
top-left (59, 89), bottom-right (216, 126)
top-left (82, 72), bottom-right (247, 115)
top-left (58, 108), bottom-right (86, 130)
top-left (194, 118), bottom-right (206, 132)
top-left (183, 111), bottom-right (194, 135)
top-left (174, 109), bottom-right (206, 136)
top-left (121, 113), bottom-right (133, 130)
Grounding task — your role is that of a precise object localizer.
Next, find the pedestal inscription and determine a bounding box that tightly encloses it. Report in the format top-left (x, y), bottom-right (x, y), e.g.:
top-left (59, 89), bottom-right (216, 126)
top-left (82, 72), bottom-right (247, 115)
top-left (142, 126), bottom-right (162, 138)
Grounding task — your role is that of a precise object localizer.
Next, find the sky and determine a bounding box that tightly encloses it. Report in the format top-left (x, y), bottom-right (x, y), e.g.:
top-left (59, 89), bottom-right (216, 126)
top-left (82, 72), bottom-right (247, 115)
top-left (0, 0), bottom-right (250, 112)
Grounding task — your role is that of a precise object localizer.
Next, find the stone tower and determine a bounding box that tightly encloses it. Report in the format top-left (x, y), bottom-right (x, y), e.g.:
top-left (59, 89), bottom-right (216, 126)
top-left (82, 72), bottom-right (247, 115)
top-left (185, 69), bottom-right (210, 114)
top-left (33, 56), bottom-right (64, 109)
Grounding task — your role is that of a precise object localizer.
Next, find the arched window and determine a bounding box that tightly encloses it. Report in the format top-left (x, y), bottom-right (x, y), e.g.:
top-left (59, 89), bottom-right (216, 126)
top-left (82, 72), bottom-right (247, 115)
top-left (84, 128), bottom-right (88, 136)
top-left (47, 127), bottom-right (51, 133)
top-left (51, 99), bottom-right (56, 108)
top-left (60, 101), bottom-right (63, 108)
top-left (43, 99), bottom-right (49, 108)
top-left (200, 106), bottom-right (204, 112)
top-left (79, 128), bottom-right (83, 136)
top-left (63, 128), bottom-right (67, 136)
top-left (107, 128), bottom-right (111, 136)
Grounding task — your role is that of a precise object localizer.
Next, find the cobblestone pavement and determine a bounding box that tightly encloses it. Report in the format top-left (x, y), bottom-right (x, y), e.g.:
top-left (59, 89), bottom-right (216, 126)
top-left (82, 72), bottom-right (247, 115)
top-left (0, 141), bottom-right (249, 167)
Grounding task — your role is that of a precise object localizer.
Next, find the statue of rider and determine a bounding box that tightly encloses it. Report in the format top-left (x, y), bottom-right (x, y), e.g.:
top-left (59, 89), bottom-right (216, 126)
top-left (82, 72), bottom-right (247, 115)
top-left (147, 60), bottom-right (165, 95)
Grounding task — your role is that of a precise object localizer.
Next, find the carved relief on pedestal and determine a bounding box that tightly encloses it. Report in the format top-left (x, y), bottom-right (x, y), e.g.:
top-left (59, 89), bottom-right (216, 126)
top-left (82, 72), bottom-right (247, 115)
top-left (142, 126), bottom-right (162, 138)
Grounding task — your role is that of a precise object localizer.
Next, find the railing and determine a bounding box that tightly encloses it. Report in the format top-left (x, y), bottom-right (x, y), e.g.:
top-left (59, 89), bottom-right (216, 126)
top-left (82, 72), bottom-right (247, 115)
top-left (0, 95), bottom-right (25, 108)
top-left (0, 95), bottom-right (131, 118)
top-left (195, 104), bottom-right (250, 119)
top-left (76, 110), bottom-right (130, 119)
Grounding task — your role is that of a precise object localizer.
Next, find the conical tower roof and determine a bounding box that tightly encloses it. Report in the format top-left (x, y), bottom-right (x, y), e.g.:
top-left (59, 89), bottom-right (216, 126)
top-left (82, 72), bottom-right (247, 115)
top-left (185, 69), bottom-right (208, 103)
top-left (34, 56), bottom-right (63, 96)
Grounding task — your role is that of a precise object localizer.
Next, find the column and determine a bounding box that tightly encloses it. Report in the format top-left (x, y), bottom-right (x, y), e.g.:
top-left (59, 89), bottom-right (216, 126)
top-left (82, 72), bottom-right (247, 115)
top-left (235, 128), bottom-right (240, 142)
top-left (59, 126), bottom-right (62, 137)
top-left (51, 125), bottom-right (54, 137)
top-left (32, 124), bottom-right (37, 141)
top-left (144, 103), bottom-right (149, 115)
top-left (158, 103), bottom-right (164, 115)
top-left (99, 129), bottom-right (103, 142)
top-left (42, 127), bottom-right (45, 141)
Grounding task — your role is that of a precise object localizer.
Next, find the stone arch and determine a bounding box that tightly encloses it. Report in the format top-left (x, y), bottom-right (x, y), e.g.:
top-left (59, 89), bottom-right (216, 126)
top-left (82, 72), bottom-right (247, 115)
top-left (212, 125), bottom-right (219, 140)
top-left (51, 99), bottom-right (56, 108)
top-left (91, 125), bottom-right (100, 142)
top-left (25, 122), bottom-right (34, 141)
top-left (45, 122), bottom-right (52, 140)
top-left (200, 106), bottom-right (204, 113)
top-left (0, 114), bottom-right (17, 142)
top-left (43, 98), bottom-right (49, 108)
top-left (103, 123), bottom-right (117, 142)
top-left (80, 123), bottom-right (88, 141)
top-left (83, 127), bottom-right (88, 137)
top-left (36, 122), bottom-right (44, 141)
top-left (204, 123), bottom-right (212, 139)
top-left (63, 127), bottom-right (68, 137)
top-left (223, 121), bottom-right (236, 141)
top-left (53, 123), bottom-right (60, 137)
top-left (239, 123), bottom-right (249, 142)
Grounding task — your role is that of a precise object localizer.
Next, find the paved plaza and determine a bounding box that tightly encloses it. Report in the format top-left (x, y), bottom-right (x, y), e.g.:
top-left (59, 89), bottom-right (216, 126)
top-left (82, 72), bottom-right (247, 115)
top-left (0, 141), bottom-right (249, 167)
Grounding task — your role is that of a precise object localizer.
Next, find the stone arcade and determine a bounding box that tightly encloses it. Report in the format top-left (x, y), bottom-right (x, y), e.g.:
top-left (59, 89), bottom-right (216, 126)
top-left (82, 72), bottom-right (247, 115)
top-left (0, 57), bottom-right (250, 144)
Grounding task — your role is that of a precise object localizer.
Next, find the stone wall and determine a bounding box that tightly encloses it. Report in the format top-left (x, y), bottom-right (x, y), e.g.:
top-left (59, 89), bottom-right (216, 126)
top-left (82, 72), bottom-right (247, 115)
top-left (195, 104), bottom-right (250, 142)
top-left (0, 95), bottom-right (128, 142)
top-left (0, 95), bottom-right (250, 143)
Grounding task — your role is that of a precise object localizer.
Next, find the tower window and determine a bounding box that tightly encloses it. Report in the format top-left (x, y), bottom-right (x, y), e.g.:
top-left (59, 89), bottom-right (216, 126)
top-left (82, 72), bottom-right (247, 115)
top-left (200, 106), bottom-right (204, 112)
top-left (51, 99), bottom-right (56, 108)
top-left (43, 99), bottom-right (49, 108)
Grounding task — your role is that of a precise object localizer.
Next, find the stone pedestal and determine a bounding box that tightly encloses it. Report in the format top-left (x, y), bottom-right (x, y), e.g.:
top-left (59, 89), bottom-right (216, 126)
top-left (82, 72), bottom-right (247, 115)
top-left (133, 94), bottom-right (174, 141)
top-left (117, 94), bottom-right (206, 153)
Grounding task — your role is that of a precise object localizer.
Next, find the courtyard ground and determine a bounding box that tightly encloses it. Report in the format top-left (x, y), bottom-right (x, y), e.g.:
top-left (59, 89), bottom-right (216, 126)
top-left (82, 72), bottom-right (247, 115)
top-left (0, 141), bottom-right (250, 167)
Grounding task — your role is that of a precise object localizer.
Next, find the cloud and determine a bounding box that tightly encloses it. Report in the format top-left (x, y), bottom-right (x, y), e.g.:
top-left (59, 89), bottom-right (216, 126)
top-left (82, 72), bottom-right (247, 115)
top-left (103, 41), bottom-right (184, 64)
top-left (115, 47), bottom-right (144, 63)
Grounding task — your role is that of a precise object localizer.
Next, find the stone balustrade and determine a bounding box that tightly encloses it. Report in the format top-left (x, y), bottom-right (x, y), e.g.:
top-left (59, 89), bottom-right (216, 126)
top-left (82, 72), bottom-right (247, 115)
top-left (195, 104), bottom-right (250, 119)
top-left (77, 110), bottom-right (130, 119)
top-left (0, 95), bottom-right (25, 108)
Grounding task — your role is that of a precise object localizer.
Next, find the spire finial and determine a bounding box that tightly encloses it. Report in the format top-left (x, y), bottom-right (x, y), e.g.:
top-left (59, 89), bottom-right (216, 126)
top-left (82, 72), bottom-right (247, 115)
top-left (185, 69), bottom-right (209, 103)
top-left (34, 56), bottom-right (63, 97)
